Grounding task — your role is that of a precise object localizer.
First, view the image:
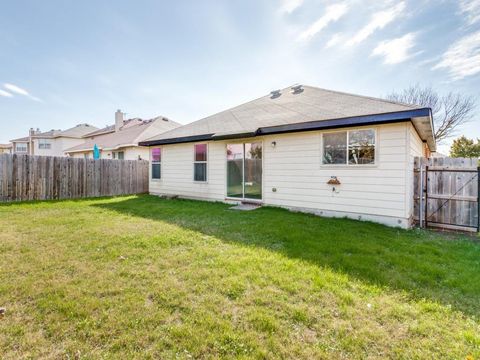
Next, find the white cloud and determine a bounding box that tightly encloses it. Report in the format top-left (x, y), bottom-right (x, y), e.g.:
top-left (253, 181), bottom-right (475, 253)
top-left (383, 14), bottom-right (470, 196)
top-left (297, 3), bottom-right (348, 42)
top-left (4, 83), bottom-right (29, 96)
top-left (345, 2), bottom-right (406, 46)
top-left (3, 83), bottom-right (42, 102)
top-left (325, 33), bottom-right (343, 48)
top-left (433, 31), bottom-right (480, 80)
top-left (459, 0), bottom-right (480, 25)
top-left (0, 89), bottom-right (13, 98)
top-left (371, 32), bottom-right (417, 64)
top-left (281, 0), bottom-right (303, 14)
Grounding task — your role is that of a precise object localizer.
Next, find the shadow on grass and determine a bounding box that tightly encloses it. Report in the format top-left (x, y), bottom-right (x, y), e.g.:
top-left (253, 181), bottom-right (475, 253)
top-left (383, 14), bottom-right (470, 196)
top-left (92, 195), bottom-right (480, 317)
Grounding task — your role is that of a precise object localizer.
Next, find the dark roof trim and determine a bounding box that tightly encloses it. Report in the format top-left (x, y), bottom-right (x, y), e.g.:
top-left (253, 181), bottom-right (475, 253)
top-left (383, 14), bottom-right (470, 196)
top-left (140, 108), bottom-right (431, 146)
top-left (257, 108), bottom-right (431, 135)
top-left (211, 131), bottom-right (257, 140)
top-left (139, 133), bottom-right (214, 146)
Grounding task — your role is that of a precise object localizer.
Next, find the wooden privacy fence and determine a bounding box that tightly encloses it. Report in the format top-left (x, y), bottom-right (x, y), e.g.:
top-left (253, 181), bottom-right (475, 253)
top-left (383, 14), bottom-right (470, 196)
top-left (414, 157), bottom-right (479, 232)
top-left (0, 154), bottom-right (149, 202)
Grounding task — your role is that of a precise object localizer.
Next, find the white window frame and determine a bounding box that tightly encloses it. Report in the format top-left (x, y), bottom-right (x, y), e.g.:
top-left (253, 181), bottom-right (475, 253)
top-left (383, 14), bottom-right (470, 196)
top-left (38, 139), bottom-right (52, 150)
top-left (224, 140), bottom-right (264, 203)
top-left (15, 143), bottom-right (28, 152)
top-left (193, 143), bottom-right (208, 183)
top-left (321, 128), bottom-right (377, 167)
top-left (113, 151), bottom-right (125, 160)
top-left (151, 147), bottom-right (162, 181)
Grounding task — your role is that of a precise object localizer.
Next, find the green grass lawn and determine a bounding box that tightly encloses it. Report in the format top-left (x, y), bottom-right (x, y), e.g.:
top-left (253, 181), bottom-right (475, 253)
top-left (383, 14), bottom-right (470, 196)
top-left (0, 195), bottom-right (479, 359)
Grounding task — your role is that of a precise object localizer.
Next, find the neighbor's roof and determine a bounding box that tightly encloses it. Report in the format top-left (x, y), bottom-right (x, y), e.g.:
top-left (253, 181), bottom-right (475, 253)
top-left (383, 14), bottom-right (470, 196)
top-left (83, 125), bottom-right (115, 137)
top-left (83, 119), bottom-right (146, 137)
top-left (10, 136), bottom-right (29, 142)
top-left (0, 143), bottom-right (12, 148)
top-left (57, 124), bottom-right (99, 138)
top-left (65, 117), bottom-right (180, 153)
top-left (10, 124), bottom-right (99, 142)
top-left (32, 124), bottom-right (98, 138)
top-left (140, 85), bottom-right (435, 150)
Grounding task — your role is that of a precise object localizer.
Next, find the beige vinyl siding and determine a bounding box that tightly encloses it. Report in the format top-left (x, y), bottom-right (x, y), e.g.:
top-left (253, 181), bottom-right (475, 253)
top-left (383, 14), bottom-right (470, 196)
top-left (149, 122), bottom-right (414, 228)
top-left (263, 123), bottom-right (408, 221)
top-left (405, 122), bottom-right (425, 222)
top-left (69, 146), bottom-right (149, 160)
top-left (150, 142), bottom-right (226, 201)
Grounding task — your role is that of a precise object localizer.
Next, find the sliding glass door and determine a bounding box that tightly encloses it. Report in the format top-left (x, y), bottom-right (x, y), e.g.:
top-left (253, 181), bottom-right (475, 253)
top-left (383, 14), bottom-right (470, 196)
top-left (227, 144), bottom-right (244, 198)
top-left (227, 142), bottom-right (262, 200)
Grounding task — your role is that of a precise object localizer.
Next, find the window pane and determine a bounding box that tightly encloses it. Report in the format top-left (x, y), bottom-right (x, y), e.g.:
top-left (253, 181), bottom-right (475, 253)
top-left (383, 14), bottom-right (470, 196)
top-left (323, 132), bottom-right (347, 164)
top-left (194, 163), bottom-right (207, 181)
top-left (152, 164), bottom-right (161, 179)
top-left (152, 148), bottom-right (161, 162)
top-left (348, 129), bottom-right (375, 164)
top-left (195, 144), bottom-right (207, 161)
top-left (117, 151), bottom-right (124, 160)
top-left (227, 144), bottom-right (244, 198)
top-left (244, 143), bottom-right (262, 199)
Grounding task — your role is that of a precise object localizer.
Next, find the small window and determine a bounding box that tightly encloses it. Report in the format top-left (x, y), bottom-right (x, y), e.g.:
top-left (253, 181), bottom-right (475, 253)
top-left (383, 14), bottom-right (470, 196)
top-left (323, 129), bottom-right (375, 165)
top-left (38, 139), bottom-right (51, 150)
top-left (15, 143), bottom-right (27, 152)
top-left (113, 151), bottom-right (124, 160)
top-left (151, 148), bottom-right (161, 179)
top-left (194, 144), bottom-right (207, 182)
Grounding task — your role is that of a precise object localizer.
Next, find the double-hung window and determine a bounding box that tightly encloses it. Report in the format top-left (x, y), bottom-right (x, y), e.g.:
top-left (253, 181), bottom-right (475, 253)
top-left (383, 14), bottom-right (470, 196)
top-left (194, 144), bottom-right (207, 182)
top-left (151, 148), bottom-right (161, 179)
top-left (323, 129), bottom-right (375, 165)
top-left (15, 143), bottom-right (27, 153)
top-left (38, 139), bottom-right (51, 150)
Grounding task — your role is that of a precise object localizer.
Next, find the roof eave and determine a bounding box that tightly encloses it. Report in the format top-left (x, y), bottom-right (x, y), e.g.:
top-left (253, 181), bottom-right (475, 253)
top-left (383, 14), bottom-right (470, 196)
top-left (139, 134), bottom-right (215, 146)
top-left (139, 108), bottom-right (434, 147)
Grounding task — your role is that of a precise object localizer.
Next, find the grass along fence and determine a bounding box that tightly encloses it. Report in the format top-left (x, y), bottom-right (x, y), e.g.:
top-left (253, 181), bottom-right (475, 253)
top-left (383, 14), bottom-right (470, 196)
top-left (0, 154), bottom-right (149, 202)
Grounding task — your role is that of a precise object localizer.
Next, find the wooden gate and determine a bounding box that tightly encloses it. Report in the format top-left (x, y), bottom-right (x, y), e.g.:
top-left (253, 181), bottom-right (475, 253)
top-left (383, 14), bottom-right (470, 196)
top-left (414, 157), bottom-right (479, 232)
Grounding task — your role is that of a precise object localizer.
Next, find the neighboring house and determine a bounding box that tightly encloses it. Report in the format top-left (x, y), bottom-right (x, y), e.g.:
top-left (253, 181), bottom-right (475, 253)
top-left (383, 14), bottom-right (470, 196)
top-left (0, 143), bottom-right (12, 154)
top-left (10, 124), bottom-right (98, 156)
top-left (65, 110), bottom-right (180, 160)
top-left (10, 136), bottom-right (30, 154)
top-left (139, 85), bottom-right (435, 229)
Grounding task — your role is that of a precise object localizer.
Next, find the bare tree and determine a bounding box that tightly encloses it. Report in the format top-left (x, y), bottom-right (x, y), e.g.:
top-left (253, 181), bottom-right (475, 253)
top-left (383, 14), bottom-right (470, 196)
top-left (386, 84), bottom-right (477, 143)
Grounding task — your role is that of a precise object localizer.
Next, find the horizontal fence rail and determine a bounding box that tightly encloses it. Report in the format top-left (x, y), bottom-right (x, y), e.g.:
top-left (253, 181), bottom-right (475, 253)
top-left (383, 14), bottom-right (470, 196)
top-left (0, 154), bottom-right (149, 202)
top-left (414, 156), bottom-right (479, 232)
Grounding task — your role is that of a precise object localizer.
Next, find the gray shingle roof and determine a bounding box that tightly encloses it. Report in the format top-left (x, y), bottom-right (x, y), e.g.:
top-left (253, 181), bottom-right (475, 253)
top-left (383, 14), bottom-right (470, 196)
top-left (143, 85), bottom-right (421, 143)
top-left (65, 117), bottom-right (180, 153)
top-left (10, 136), bottom-right (30, 142)
top-left (58, 124), bottom-right (98, 138)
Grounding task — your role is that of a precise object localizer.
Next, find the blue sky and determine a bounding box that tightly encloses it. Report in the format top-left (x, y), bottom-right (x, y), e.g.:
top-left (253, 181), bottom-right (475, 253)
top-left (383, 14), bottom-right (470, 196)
top-left (1, 0), bottom-right (479, 153)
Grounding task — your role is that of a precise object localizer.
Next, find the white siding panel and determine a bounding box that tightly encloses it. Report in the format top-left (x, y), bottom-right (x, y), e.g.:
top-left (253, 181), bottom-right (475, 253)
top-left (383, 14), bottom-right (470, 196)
top-left (149, 122), bottom-right (412, 227)
top-left (150, 142), bottom-right (226, 201)
top-left (405, 123), bottom-right (425, 223)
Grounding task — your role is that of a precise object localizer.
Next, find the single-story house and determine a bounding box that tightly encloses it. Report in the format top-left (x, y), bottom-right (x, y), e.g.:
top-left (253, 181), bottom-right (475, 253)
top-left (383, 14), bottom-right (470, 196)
top-left (139, 85), bottom-right (435, 228)
top-left (65, 110), bottom-right (180, 160)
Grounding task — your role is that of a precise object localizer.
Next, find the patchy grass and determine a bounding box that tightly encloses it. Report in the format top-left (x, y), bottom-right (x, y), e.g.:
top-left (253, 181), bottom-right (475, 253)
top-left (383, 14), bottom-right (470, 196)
top-left (0, 195), bottom-right (479, 359)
